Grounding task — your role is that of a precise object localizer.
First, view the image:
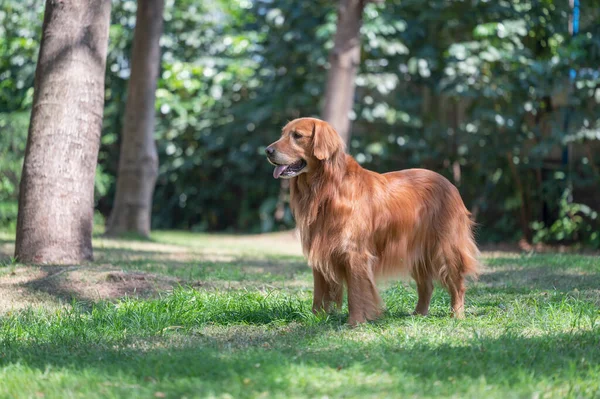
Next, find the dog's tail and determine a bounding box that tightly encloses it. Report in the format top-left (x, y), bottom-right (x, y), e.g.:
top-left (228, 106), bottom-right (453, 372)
top-left (458, 213), bottom-right (480, 278)
top-left (436, 211), bottom-right (480, 289)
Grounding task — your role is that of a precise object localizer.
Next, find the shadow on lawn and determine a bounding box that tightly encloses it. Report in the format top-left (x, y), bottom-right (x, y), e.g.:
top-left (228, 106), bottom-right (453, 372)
top-left (2, 252), bottom-right (599, 395)
top-left (1, 324), bottom-right (598, 396)
top-left (481, 266), bottom-right (600, 292)
top-left (479, 256), bottom-right (600, 305)
top-left (15, 254), bottom-right (309, 308)
top-left (18, 266), bottom-right (179, 308)
top-left (11, 252), bottom-right (600, 315)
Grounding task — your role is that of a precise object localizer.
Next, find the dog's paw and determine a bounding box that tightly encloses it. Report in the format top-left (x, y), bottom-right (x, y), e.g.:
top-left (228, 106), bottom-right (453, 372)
top-left (346, 317), bottom-right (366, 327)
top-left (412, 310), bottom-right (429, 316)
top-left (451, 311), bottom-right (465, 319)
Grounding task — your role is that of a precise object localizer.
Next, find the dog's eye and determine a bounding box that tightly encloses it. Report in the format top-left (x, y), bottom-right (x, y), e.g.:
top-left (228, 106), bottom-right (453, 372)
top-left (292, 132), bottom-right (302, 140)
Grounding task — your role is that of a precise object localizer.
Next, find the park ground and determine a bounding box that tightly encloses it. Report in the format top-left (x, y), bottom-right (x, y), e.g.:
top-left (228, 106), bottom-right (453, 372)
top-left (0, 229), bottom-right (599, 398)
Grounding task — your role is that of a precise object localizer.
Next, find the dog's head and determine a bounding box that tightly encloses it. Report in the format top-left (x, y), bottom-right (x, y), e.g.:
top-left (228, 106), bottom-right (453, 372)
top-left (265, 118), bottom-right (345, 179)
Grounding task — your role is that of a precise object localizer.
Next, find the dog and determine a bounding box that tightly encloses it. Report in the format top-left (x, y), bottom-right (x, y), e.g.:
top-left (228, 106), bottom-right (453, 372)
top-left (265, 117), bottom-right (479, 325)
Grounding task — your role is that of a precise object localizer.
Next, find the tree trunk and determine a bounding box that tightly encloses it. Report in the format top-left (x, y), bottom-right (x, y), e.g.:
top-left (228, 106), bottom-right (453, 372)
top-left (14, 0), bottom-right (111, 264)
top-left (105, 0), bottom-right (164, 237)
top-left (322, 0), bottom-right (366, 145)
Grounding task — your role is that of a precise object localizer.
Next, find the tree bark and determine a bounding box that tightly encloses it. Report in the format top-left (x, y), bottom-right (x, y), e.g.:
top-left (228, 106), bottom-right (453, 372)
top-left (14, 0), bottom-right (111, 264)
top-left (322, 0), bottom-right (366, 145)
top-left (105, 0), bottom-right (164, 237)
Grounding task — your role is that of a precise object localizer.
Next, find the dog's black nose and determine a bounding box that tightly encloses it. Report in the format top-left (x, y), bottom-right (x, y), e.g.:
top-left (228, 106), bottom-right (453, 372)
top-left (265, 146), bottom-right (275, 156)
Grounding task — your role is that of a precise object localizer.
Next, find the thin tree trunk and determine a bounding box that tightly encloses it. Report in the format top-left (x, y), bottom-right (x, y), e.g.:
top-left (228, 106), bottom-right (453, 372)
top-left (106, 0), bottom-right (164, 237)
top-left (507, 152), bottom-right (532, 243)
top-left (322, 0), bottom-right (366, 145)
top-left (14, 0), bottom-right (111, 264)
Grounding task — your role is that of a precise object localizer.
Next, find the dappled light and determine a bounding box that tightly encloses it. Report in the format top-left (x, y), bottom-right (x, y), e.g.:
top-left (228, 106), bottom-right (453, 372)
top-left (1, 0), bottom-right (599, 397)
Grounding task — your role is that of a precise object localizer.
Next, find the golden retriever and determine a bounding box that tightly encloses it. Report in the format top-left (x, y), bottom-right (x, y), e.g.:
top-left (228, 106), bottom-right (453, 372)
top-left (265, 117), bottom-right (479, 325)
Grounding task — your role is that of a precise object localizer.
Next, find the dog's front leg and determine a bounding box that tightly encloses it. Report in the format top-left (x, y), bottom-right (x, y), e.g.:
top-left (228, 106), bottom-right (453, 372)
top-left (346, 263), bottom-right (382, 326)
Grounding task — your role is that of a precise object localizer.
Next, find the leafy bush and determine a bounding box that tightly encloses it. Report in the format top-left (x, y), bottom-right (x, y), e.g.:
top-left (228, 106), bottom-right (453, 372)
top-left (532, 190), bottom-right (600, 247)
top-left (0, 112), bottom-right (28, 229)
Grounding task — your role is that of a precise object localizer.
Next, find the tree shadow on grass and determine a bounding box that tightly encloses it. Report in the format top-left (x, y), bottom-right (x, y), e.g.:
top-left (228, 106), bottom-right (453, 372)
top-left (479, 256), bottom-right (600, 305)
top-left (1, 324), bottom-right (598, 397)
top-left (481, 266), bottom-right (600, 292)
top-left (12, 254), bottom-right (310, 312)
top-left (3, 251), bottom-right (600, 395)
top-left (18, 266), bottom-right (179, 309)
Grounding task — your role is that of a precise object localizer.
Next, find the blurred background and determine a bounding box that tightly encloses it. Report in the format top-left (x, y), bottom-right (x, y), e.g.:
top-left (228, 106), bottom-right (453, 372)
top-left (1, 0), bottom-right (599, 247)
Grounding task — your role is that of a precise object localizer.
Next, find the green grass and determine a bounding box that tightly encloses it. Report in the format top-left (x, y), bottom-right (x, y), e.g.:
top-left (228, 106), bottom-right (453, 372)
top-left (0, 230), bottom-right (599, 398)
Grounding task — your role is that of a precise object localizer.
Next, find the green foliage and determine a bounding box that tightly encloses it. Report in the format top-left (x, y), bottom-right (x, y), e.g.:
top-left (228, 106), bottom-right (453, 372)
top-left (354, 0), bottom-right (600, 245)
top-left (0, 112), bottom-right (27, 202)
top-left (148, 0), bottom-right (333, 231)
top-left (532, 190), bottom-right (600, 247)
top-left (0, 201), bottom-right (17, 231)
top-left (0, 0), bottom-right (42, 228)
top-left (0, 0), bottom-right (599, 245)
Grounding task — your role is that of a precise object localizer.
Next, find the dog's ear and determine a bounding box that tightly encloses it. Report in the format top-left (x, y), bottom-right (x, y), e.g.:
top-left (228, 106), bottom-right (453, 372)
top-left (312, 120), bottom-right (345, 160)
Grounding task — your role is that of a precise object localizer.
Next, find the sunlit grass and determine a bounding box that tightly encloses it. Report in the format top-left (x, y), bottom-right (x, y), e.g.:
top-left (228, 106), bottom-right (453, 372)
top-left (0, 230), bottom-right (599, 398)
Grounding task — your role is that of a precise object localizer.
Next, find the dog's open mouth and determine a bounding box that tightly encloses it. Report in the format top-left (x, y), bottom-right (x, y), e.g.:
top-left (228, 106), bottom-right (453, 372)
top-left (272, 159), bottom-right (307, 179)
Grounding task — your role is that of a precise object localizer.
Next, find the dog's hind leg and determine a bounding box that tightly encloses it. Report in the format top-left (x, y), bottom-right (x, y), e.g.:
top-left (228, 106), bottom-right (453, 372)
top-left (440, 246), bottom-right (467, 318)
top-left (447, 273), bottom-right (466, 319)
top-left (442, 216), bottom-right (480, 318)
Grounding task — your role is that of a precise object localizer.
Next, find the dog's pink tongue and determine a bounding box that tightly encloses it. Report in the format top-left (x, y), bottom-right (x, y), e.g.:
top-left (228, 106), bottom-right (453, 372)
top-left (273, 165), bottom-right (288, 179)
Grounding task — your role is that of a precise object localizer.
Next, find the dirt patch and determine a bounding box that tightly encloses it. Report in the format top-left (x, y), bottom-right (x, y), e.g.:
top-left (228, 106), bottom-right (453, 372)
top-left (23, 267), bottom-right (180, 303)
top-left (0, 266), bottom-right (182, 314)
top-left (0, 267), bottom-right (65, 314)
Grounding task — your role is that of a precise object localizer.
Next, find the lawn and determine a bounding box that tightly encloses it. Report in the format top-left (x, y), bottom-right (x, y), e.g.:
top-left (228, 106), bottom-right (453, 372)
top-left (0, 230), bottom-right (599, 398)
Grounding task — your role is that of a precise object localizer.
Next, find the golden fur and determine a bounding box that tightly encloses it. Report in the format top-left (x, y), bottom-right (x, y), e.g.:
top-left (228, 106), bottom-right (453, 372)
top-left (266, 117), bottom-right (480, 325)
